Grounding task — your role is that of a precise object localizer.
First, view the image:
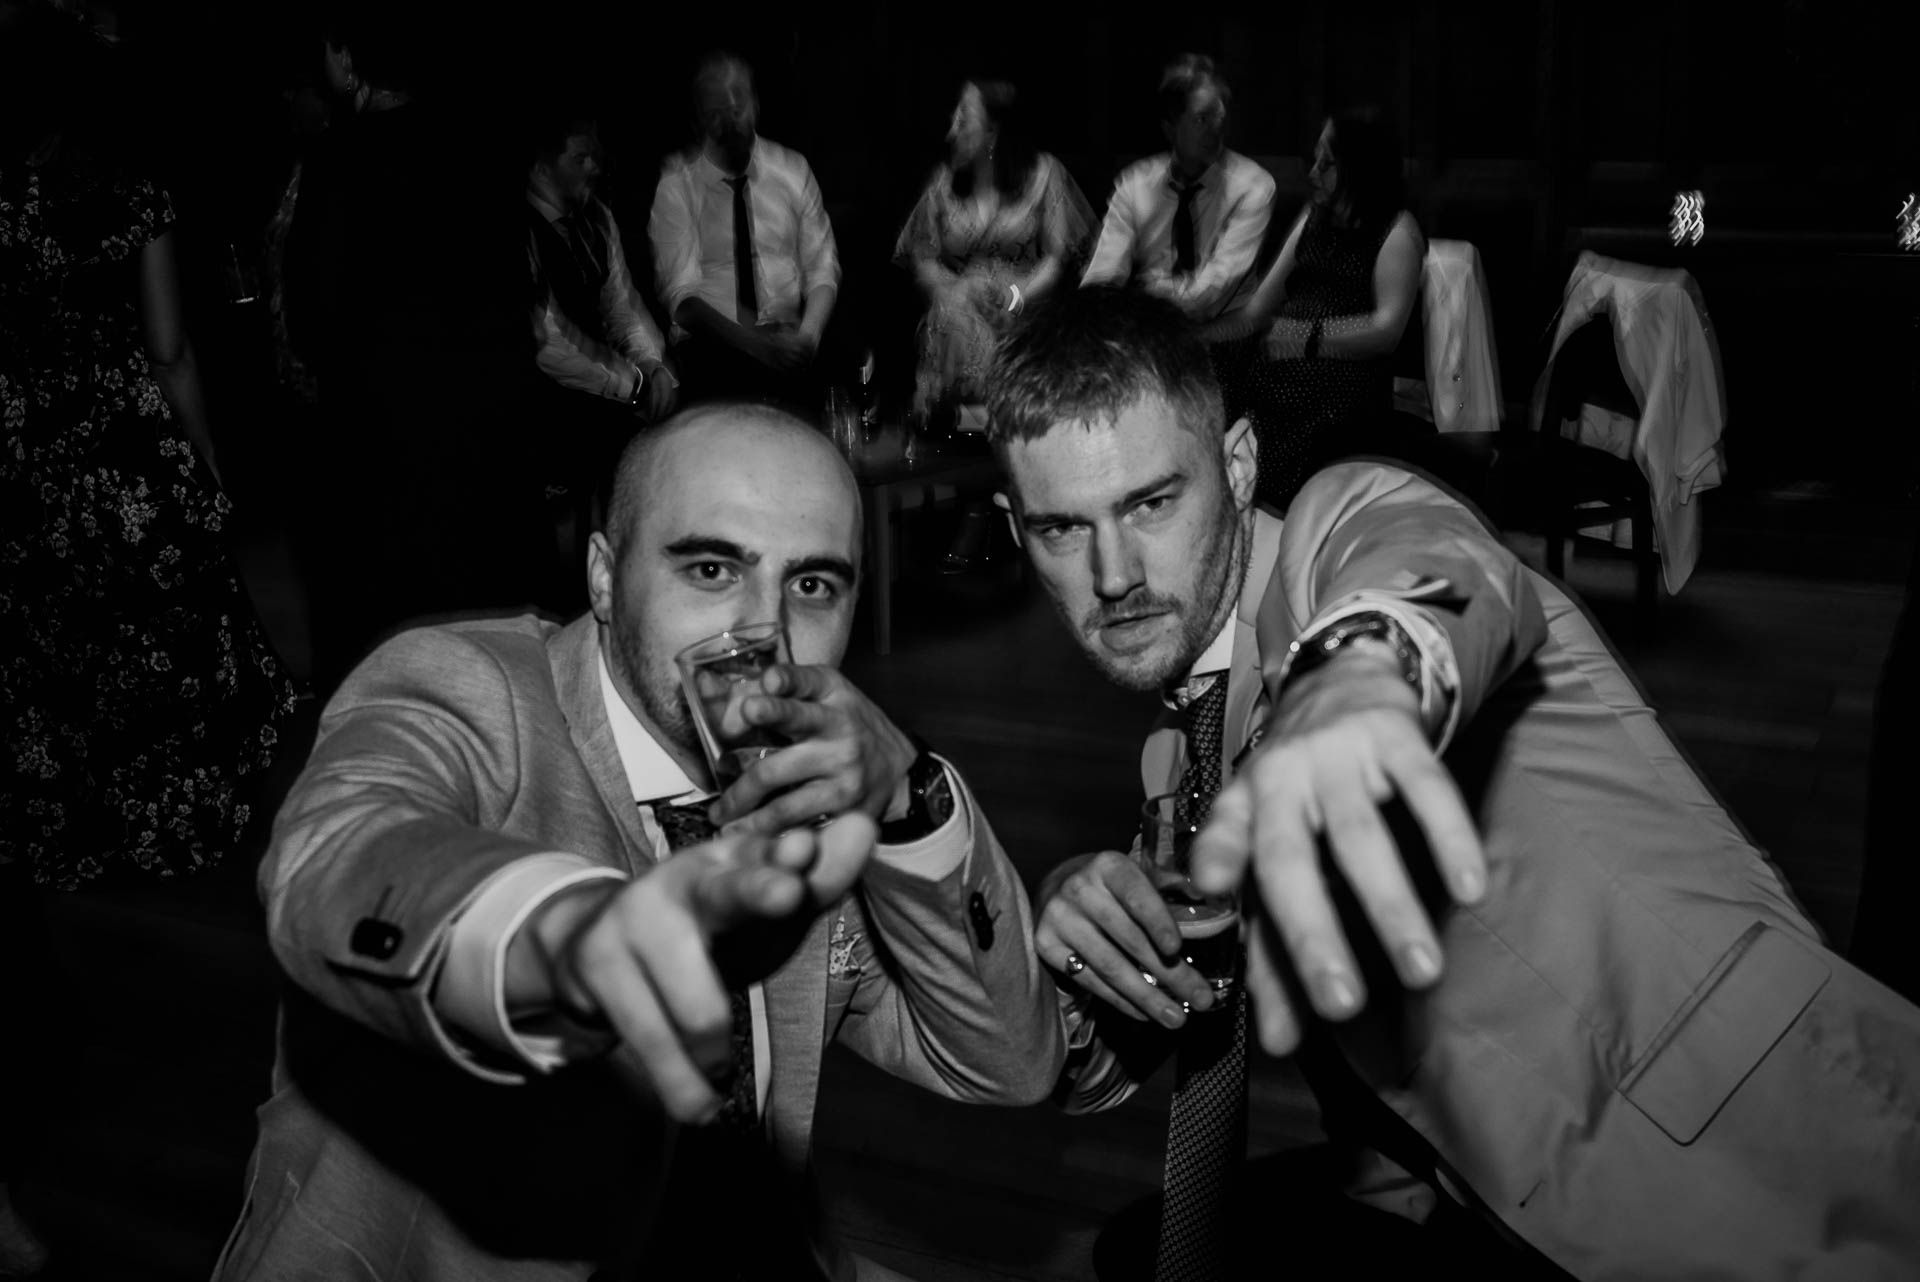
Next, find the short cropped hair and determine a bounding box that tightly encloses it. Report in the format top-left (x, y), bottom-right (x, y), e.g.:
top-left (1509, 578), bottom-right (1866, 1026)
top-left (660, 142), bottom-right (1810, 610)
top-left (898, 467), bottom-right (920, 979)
top-left (985, 286), bottom-right (1225, 447)
top-left (604, 400), bottom-right (823, 556)
top-left (1158, 53), bottom-right (1229, 126)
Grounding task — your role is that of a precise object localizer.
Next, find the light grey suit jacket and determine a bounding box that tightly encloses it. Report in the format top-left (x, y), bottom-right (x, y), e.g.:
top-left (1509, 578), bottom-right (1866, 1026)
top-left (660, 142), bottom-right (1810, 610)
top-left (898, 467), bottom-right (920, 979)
top-left (1063, 462), bottom-right (1920, 1281)
top-left (214, 613), bottom-right (1062, 1281)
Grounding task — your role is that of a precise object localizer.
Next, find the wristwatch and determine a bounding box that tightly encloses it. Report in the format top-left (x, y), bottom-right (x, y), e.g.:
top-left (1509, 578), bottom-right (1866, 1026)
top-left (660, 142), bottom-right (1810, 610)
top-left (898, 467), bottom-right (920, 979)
top-left (878, 737), bottom-right (956, 844)
top-left (1282, 611), bottom-right (1425, 705)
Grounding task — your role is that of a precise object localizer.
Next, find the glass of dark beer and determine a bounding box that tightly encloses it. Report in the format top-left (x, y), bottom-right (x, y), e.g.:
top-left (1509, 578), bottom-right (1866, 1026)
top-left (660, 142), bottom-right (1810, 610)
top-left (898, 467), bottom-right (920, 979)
top-left (1138, 789), bottom-right (1241, 1006)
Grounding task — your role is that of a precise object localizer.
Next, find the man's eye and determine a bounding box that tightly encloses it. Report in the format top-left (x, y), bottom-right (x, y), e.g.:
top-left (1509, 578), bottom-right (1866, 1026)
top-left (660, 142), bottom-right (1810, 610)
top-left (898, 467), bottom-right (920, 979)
top-left (1137, 496), bottom-right (1171, 515)
top-left (791, 575), bottom-right (839, 601)
top-left (688, 561), bottom-right (735, 585)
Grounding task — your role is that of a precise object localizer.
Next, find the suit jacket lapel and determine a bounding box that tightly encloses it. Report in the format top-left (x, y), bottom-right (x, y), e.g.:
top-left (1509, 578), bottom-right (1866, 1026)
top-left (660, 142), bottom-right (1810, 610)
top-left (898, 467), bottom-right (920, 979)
top-left (547, 615), bottom-right (652, 874)
top-left (763, 912), bottom-right (832, 1170)
top-left (1225, 509), bottom-right (1287, 779)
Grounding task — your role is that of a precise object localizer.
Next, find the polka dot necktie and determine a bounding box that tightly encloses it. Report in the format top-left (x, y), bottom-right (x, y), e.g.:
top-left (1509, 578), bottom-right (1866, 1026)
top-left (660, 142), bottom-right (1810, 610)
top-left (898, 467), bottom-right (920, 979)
top-left (653, 800), bottom-right (758, 1131)
top-left (1153, 676), bottom-right (1248, 1282)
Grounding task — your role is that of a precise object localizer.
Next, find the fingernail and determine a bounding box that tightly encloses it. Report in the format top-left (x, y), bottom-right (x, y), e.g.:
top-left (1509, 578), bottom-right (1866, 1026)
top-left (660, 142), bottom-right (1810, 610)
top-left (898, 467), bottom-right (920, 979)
top-left (1453, 865), bottom-right (1485, 903)
top-left (1399, 941), bottom-right (1441, 986)
top-left (1313, 970), bottom-right (1361, 1017)
top-left (1158, 1004), bottom-right (1187, 1028)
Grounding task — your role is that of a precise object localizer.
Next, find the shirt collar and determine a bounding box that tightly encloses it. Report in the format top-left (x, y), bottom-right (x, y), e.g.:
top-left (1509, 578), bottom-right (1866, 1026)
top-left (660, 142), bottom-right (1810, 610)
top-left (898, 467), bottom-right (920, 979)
top-left (1162, 508), bottom-right (1285, 711)
top-left (526, 183), bottom-right (567, 227)
top-left (698, 137), bottom-right (759, 182)
top-left (1166, 154), bottom-right (1221, 194)
top-left (597, 650), bottom-right (706, 806)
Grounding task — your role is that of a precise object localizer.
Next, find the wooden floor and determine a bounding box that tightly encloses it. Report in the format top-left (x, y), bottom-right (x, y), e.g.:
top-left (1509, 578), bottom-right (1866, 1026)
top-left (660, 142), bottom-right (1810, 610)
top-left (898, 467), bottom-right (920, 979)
top-left (11, 475), bottom-right (1912, 1281)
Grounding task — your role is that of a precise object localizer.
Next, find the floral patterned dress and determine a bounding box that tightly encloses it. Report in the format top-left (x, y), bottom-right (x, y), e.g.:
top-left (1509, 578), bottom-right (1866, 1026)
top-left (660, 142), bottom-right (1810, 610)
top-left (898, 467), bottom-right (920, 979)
top-left (894, 154), bottom-right (1094, 414)
top-left (0, 159), bottom-right (302, 889)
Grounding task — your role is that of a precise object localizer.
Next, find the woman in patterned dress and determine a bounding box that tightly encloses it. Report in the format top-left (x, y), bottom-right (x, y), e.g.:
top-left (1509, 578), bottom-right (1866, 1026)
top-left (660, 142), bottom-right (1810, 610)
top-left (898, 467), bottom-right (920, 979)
top-left (0, 15), bottom-right (301, 894)
top-left (1205, 109), bottom-right (1425, 512)
top-left (895, 79), bottom-right (1094, 569)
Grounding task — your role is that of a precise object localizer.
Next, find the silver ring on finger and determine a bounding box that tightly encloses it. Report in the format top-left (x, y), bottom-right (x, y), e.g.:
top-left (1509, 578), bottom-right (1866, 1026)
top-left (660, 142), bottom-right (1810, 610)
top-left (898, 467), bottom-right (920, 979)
top-left (1063, 952), bottom-right (1086, 975)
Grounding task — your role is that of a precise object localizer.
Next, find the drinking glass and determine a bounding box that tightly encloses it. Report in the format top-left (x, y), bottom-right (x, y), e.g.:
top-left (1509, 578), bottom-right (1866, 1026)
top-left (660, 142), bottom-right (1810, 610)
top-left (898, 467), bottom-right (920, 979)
top-left (1138, 790), bottom-right (1242, 1006)
top-left (675, 622), bottom-right (790, 789)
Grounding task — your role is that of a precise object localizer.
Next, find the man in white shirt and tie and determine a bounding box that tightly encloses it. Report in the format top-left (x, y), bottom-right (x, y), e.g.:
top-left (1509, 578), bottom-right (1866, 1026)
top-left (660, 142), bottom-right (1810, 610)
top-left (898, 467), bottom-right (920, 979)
top-left (1081, 54), bottom-right (1276, 329)
top-left (213, 402), bottom-right (1061, 1281)
top-left (648, 53), bottom-right (840, 410)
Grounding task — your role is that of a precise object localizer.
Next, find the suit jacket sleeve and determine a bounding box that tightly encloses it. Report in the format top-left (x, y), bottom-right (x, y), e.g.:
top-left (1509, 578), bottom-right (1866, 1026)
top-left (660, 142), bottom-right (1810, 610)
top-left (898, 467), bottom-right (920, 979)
top-left (1267, 461), bottom-right (1549, 731)
top-left (262, 628), bottom-right (556, 1070)
top-left (830, 768), bottom-right (1065, 1106)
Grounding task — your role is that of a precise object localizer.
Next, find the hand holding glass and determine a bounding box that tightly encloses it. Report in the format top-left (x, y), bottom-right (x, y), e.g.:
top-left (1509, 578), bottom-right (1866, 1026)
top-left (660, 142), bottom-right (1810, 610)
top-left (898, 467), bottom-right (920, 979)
top-left (675, 623), bottom-right (790, 790)
top-left (1139, 790), bottom-right (1242, 1007)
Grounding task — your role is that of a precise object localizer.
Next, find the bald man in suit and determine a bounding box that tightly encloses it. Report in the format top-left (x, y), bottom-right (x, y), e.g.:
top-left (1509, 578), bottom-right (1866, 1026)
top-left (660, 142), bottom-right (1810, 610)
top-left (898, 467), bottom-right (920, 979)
top-left (215, 404), bottom-right (1061, 1281)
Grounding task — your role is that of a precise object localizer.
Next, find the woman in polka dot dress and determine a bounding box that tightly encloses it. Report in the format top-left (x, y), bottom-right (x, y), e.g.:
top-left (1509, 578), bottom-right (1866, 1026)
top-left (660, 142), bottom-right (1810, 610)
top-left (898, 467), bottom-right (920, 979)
top-left (1205, 109), bottom-right (1425, 512)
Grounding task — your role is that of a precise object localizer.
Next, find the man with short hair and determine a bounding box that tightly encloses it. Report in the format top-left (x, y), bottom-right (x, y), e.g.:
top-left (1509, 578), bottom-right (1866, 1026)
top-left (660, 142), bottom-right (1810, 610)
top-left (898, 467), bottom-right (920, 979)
top-left (528, 112), bottom-right (676, 421)
top-left (1081, 54), bottom-right (1275, 328)
top-left (648, 53), bottom-right (839, 409)
top-left (215, 403), bottom-right (1060, 1281)
top-left (994, 286), bottom-right (1920, 1281)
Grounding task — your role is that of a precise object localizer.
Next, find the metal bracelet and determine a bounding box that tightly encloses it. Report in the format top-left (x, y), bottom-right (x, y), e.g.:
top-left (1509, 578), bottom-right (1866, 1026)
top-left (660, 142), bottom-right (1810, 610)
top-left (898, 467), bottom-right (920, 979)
top-left (1282, 611), bottom-right (1425, 705)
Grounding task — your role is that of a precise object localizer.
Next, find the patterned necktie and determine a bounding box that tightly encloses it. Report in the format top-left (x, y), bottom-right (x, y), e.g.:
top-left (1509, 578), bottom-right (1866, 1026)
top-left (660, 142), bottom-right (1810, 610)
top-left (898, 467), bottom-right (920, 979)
top-left (653, 799), bottom-right (758, 1131)
top-left (1171, 177), bottom-right (1202, 277)
top-left (1153, 676), bottom-right (1248, 1282)
top-left (557, 211), bottom-right (604, 283)
top-left (724, 175), bottom-right (758, 325)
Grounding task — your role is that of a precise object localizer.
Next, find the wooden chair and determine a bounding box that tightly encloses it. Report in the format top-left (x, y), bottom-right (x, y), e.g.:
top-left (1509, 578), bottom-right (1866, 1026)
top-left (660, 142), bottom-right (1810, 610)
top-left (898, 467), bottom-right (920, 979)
top-left (1502, 314), bottom-right (1661, 626)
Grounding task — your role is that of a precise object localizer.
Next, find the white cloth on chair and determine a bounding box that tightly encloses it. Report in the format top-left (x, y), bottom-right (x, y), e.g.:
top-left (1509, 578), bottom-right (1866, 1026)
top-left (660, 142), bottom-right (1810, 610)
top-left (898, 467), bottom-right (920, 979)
top-left (1421, 240), bottom-right (1503, 434)
top-left (1529, 251), bottom-right (1728, 594)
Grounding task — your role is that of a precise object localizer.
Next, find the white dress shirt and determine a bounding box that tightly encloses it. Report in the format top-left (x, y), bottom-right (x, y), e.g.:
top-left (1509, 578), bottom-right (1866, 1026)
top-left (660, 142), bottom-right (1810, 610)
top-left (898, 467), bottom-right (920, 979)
top-left (432, 651), bottom-right (970, 1097)
top-left (647, 137), bottom-right (840, 338)
top-left (1082, 150), bottom-right (1276, 324)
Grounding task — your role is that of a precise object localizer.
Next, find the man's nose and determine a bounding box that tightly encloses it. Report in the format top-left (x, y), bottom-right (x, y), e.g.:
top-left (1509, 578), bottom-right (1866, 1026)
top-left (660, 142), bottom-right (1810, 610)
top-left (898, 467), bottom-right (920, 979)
top-left (1091, 525), bottom-right (1143, 602)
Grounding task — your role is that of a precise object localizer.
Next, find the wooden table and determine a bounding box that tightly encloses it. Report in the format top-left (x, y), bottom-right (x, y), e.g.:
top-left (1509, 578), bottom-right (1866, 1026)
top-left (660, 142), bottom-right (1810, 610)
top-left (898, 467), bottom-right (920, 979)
top-left (849, 427), bottom-right (1003, 655)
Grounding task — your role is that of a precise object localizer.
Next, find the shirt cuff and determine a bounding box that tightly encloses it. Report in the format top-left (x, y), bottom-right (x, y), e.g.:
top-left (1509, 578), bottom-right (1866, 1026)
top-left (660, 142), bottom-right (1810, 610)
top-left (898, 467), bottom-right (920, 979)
top-left (1280, 591), bottom-right (1463, 751)
top-left (871, 760), bottom-right (970, 882)
top-left (438, 853), bottom-right (629, 1076)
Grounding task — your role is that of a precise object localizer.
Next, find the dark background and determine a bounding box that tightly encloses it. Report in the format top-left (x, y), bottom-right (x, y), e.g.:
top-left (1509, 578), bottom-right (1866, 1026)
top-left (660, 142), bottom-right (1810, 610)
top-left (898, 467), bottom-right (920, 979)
top-left (100, 0), bottom-right (1920, 495)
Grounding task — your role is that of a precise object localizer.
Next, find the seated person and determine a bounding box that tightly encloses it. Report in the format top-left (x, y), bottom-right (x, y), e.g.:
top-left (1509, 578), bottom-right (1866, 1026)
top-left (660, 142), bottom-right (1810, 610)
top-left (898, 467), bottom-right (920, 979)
top-left (996, 287), bottom-right (1920, 1281)
top-left (527, 109), bottom-right (677, 598)
top-left (1203, 108), bottom-right (1425, 513)
top-left (648, 52), bottom-right (839, 412)
top-left (1081, 53), bottom-right (1274, 330)
top-left (213, 403), bottom-right (1063, 1281)
top-left (895, 75), bottom-right (1094, 571)
top-left (528, 111), bottom-right (676, 421)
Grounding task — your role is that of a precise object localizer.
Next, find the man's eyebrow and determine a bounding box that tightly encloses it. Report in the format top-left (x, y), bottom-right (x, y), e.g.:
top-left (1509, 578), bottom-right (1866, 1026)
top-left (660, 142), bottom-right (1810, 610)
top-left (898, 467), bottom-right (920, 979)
top-left (785, 554), bottom-right (859, 583)
top-left (662, 536), bottom-right (757, 563)
top-left (1019, 470), bottom-right (1187, 529)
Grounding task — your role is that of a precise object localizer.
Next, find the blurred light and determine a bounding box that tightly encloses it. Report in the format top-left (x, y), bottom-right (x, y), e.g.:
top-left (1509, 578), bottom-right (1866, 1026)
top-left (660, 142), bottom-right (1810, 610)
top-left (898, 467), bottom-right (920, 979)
top-left (1900, 194), bottom-right (1920, 252)
top-left (1669, 191), bottom-right (1705, 247)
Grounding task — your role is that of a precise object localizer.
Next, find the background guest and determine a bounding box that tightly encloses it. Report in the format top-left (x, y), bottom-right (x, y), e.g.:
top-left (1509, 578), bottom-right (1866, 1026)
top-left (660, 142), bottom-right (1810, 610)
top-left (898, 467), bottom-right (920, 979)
top-left (1081, 54), bottom-right (1275, 329)
top-left (896, 78), bottom-right (1093, 429)
top-left (648, 51), bottom-right (841, 411)
top-left (1205, 108), bottom-right (1425, 513)
top-left (526, 108), bottom-right (677, 600)
top-left (281, 0), bottom-right (555, 690)
top-left (895, 76), bottom-right (1093, 571)
top-left (1, 8), bottom-right (300, 1268)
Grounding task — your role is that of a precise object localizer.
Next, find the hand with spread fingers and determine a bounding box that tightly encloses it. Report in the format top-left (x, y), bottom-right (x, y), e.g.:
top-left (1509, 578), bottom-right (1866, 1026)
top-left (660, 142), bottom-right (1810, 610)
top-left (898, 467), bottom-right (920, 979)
top-left (708, 663), bottom-right (919, 836)
top-left (1033, 850), bottom-right (1219, 1030)
top-left (1190, 646), bottom-right (1488, 1056)
top-left (507, 814), bottom-right (876, 1123)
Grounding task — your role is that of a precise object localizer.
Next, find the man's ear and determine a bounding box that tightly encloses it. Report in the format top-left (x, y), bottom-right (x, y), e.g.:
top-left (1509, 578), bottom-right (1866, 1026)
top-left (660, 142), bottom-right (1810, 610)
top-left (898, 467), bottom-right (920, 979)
top-left (991, 491), bottom-right (1023, 549)
top-left (587, 532), bottom-right (617, 624)
top-left (1223, 416), bottom-right (1258, 511)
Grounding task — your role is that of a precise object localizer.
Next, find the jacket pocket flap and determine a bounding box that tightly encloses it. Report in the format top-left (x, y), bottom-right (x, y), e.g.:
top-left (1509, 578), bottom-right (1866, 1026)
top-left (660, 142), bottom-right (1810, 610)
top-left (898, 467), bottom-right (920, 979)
top-left (1619, 922), bottom-right (1830, 1145)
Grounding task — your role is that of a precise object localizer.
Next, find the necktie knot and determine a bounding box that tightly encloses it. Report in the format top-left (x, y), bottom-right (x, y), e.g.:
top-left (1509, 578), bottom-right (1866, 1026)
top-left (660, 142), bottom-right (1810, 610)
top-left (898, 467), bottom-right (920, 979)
top-left (653, 798), bottom-right (719, 852)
